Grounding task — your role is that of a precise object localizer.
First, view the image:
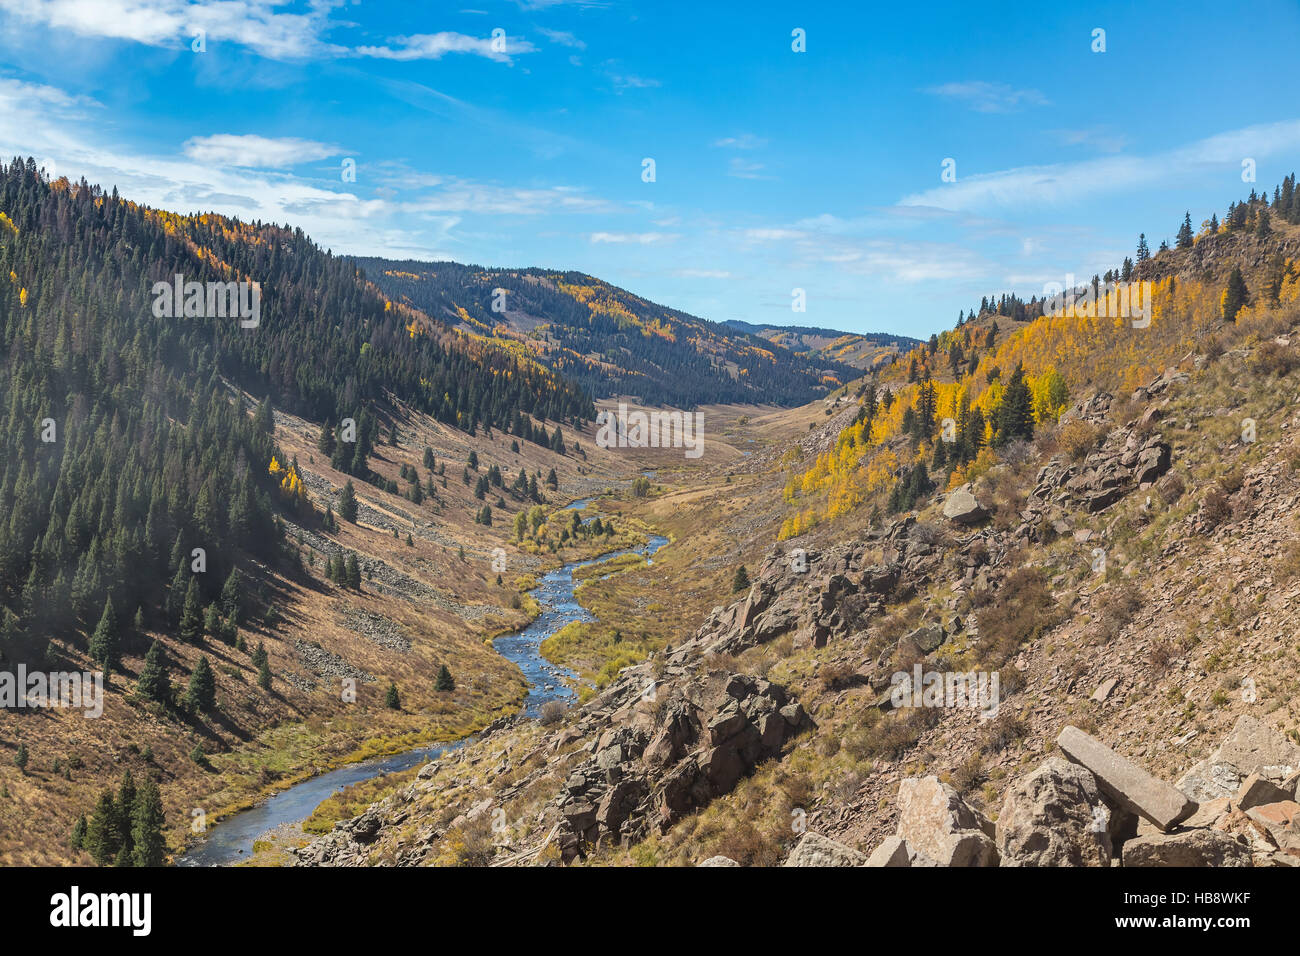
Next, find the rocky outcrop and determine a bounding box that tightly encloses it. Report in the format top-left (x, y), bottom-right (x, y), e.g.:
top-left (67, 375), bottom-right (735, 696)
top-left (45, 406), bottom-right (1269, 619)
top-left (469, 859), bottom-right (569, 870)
top-left (1030, 428), bottom-right (1171, 514)
top-left (783, 832), bottom-right (867, 867)
top-left (1175, 714), bottom-right (1300, 803)
top-left (996, 757), bottom-right (1113, 867)
top-left (1121, 829), bottom-right (1252, 867)
top-left (1057, 726), bottom-right (1195, 831)
top-left (942, 484), bottom-right (988, 525)
top-left (895, 777), bottom-right (998, 867)
top-left (554, 669), bottom-right (812, 861)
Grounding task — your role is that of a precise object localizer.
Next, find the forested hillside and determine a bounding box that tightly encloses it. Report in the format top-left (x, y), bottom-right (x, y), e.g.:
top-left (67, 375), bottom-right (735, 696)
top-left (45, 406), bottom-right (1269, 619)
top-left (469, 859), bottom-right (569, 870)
top-left (0, 157), bottom-right (590, 668)
top-left (359, 258), bottom-right (856, 407)
top-left (723, 320), bottom-right (921, 371)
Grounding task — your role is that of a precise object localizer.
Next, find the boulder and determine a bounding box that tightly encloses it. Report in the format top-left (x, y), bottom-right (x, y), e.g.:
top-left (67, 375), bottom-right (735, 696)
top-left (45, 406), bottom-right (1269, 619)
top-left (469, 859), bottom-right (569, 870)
top-left (1236, 772), bottom-right (1294, 811)
top-left (997, 757), bottom-right (1113, 866)
top-left (1177, 715), bottom-right (1300, 802)
top-left (783, 832), bottom-right (868, 867)
top-left (1057, 726), bottom-right (1195, 831)
top-left (896, 776), bottom-right (998, 867)
top-left (698, 855), bottom-right (740, 867)
top-left (943, 485), bottom-right (988, 525)
top-left (864, 835), bottom-right (914, 867)
top-left (1121, 829), bottom-right (1252, 867)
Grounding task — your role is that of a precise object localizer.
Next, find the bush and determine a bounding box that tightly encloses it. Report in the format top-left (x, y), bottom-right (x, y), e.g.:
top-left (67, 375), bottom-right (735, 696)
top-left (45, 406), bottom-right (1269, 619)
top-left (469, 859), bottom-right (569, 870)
top-left (538, 700), bottom-right (567, 725)
top-left (1250, 340), bottom-right (1299, 376)
top-left (1200, 488), bottom-right (1232, 528)
top-left (1058, 419), bottom-right (1100, 462)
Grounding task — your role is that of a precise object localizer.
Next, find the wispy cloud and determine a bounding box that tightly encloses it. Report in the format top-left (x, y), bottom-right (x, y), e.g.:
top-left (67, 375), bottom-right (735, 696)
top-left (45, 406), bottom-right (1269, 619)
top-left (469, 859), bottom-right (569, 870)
top-left (591, 231), bottom-right (678, 244)
top-left (713, 133), bottom-right (767, 150)
top-left (183, 134), bottom-right (339, 168)
top-left (925, 80), bottom-right (1049, 113)
top-left (356, 32), bottom-right (535, 63)
top-left (726, 157), bottom-right (768, 180)
top-left (538, 26), bottom-right (585, 49)
top-left (899, 119), bottom-right (1300, 212)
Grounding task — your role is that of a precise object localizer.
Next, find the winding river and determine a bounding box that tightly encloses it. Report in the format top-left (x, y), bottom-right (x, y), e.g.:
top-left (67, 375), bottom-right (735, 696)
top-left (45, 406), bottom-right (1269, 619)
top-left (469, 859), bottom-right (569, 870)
top-left (177, 508), bottom-right (668, 866)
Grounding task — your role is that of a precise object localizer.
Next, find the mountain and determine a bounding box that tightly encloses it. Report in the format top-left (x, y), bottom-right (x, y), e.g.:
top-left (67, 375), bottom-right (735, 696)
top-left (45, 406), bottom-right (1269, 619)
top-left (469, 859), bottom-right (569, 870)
top-left (358, 258), bottom-right (857, 408)
top-left (292, 179), bottom-right (1300, 870)
top-left (723, 320), bottom-right (921, 371)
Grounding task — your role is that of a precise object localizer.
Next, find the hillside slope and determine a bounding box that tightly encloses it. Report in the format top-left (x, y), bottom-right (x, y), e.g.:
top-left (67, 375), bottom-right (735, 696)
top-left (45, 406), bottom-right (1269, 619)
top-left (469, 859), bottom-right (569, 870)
top-left (359, 258), bottom-right (857, 408)
top-left (724, 320), bottom-right (921, 371)
top-left (293, 180), bottom-right (1300, 869)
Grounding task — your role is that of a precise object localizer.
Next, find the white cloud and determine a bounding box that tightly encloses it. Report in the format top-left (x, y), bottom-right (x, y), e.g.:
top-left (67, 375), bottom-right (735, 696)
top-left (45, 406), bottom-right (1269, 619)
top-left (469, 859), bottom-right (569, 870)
top-left (538, 26), bottom-right (584, 49)
top-left (0, 0), bottom-right (344, 60)
top-left (925, 80), bottom-right (1049, 113)
top-left (356, 32), bottom-right (535, 63)
top-left (590, 231), bottom-right (677, 244)
top-left (713, 133), bottom-right (766, 150)
top-left (727, 157), bottom-right (768, 180)
top-left (899, 119), bottom-right (1300, 213)
top-left (182, 134), bottom-right (339, 168)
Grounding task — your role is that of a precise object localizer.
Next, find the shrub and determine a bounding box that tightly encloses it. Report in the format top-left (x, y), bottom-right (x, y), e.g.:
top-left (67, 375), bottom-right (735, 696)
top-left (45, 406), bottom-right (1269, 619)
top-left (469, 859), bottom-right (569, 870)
top-left (1058, 419), bottom-right (1100, 462)
top-left (1200, 488), bottom-right (1232, 528)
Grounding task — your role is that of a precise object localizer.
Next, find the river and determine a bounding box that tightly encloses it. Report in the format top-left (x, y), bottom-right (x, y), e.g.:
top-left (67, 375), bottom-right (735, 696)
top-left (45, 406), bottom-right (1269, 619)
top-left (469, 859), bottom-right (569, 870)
top-left (177, 518), bottom-right (669, 866)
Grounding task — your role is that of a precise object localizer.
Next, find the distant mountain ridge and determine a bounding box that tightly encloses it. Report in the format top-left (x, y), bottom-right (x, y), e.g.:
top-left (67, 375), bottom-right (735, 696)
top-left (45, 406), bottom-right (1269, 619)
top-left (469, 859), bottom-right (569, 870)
top-left (723, 320), bottom-right (921, 371)
top-left (358, 258), bottom-right (858, 408)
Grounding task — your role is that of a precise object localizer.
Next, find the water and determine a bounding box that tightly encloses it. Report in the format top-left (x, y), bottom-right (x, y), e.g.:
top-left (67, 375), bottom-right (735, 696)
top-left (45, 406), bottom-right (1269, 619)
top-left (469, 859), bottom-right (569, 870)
top-left (177, 520), bottom-right (669, 866)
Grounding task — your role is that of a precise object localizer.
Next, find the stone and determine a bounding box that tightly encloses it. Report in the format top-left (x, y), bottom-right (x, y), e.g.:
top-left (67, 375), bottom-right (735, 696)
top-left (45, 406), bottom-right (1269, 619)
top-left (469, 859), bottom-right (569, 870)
top-left (1121, 829), bottom-right (1252, 867)
top-left (1236, 773), bottom-right (1293, 811)
top-left (1177, 715), bottom-right (1300, 802)
top-left (698, 855), bottom-right (740, 867)
top-left (896, 776), bottom-right (998, 867)
top-left (864, 835), bottom-right (914, 867)
top-left (1091, 678), bottom-right (1118, 703)
top-left (943, 485), bottom-right (988, 525)
top-left (997, 757), bottom-right (1113, 867)
top-left (783, 832), bottom-right (868, 867)
top-left (1057, 726), bottom-right (1195, 831)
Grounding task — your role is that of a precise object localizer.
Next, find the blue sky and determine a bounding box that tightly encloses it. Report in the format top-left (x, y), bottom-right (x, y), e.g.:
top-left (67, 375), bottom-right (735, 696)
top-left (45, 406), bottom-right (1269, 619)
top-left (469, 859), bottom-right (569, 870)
top-left (1, 0), bottom-right (1298, 339)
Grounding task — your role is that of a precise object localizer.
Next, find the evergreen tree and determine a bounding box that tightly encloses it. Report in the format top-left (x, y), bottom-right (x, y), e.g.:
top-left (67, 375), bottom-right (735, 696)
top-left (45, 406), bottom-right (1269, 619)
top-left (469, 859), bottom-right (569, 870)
top-left (1176, 211), bottom-right (1194, 249)
top-left (732, 565), bottom-right (751, 592)
top-left (257, 657), bottom-right (272, 690)
top-left (179, 578), bottom-right (203, 643)
top-left (994, 363), bottom-right (1035, 446)
top-left (435, 665), bottom-right (455, 692)
top-left (88, 598), bottom-right (120, 671)
top-left (345, 553), bottom-right (361, 589)
top-left (184, 655), bottom-right (216, 712)
top-left (69, 815), bottom-right (87, 852)
top-left (84, 789), bottom-right (121, 866)
top-left (338, 480), bottom-right (358, 522)
top-left (220, 568), bottom-right (242, 619)
top-left (14, 742), bottom-right (28, 772)
top-left (130, 777), bottom-right (166, 867)
top-left (384, 682), bottom-right (400, 709)
top-left (136, 639), bottom-right (170, 704)
top-left (1223, 266), bottom-right (1249, 321)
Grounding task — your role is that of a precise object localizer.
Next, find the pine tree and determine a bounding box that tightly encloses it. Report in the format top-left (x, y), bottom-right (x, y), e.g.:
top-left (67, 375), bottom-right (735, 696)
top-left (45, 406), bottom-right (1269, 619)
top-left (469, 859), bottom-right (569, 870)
top-left (384, 682), bottom-right (401, 709)
top-left (257, 657), bottom-right (272, 690)
top-left (14, 742), bottom-right (28, 772)
top-left (732, 565), bottom-right (751, 593)
top-left (338, 480), bottom-right (358, 522)
top-left (1223, 266), bottom-right (1249, 321)
top-left (220, 568), bottom-right (242, 619)
top-left (435, 665), bottom-right (455, 692)
top-left (136, 639), bottom-right (170, 704)
top-left (1176, 211), bottom-right (1194, 249)
top-left (69, 815), bottom-right (87, 851)
top-left (88, 598), bottom-right (120, 671)
top-left (184, 655), bottom-right (216, 712)
top-left (116, 771), bottom-right (137, 857)
top-left (130, 778), bottom-right (166, 867)
top-left (179, 578), bottom-right (203, 643)
top-left (84, 789), bottom-right (121, 866)
top-left (994, 363), bottom-right (1035, 446)
top-left (345, 553), bottom-right (361, 589)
